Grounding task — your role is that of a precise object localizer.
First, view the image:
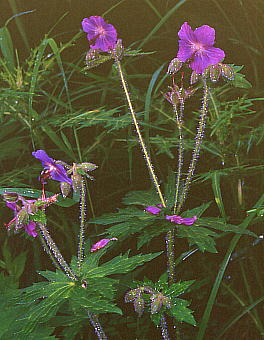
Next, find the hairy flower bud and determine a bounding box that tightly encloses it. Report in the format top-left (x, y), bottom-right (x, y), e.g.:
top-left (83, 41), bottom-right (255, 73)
top-left (112, 39), bottom-right (124, 60)
top-left (60, 181), bottom-right (71, 198)
top-left (133, 297), bottom-right (145, 317)
top-left (72, 173), bottom-right (82, 192)
top-left (124, 288), bottom-right (139, 303)
top-left (167, 58), bottom-right (183, 74)
top-left (221, 63), bottom-right (235, 80)
top-left (209, 64), bottom-right (221, 82)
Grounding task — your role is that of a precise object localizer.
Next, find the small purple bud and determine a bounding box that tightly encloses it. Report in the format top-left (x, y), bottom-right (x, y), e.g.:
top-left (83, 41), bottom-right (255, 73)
top-left (145, 205), bottom-right (162, 215)
top-left (90, 237), bottom-right (118, 252)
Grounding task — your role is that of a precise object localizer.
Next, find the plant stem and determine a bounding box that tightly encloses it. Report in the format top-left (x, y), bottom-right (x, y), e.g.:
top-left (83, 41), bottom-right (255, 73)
top-left (173, 98), bottom-right (184, 213)
top-left (160, 315), bottom-right (170, 340)
top-left (77, 179), bottom-right (86, 272)
top-left (37, 222), bottom-right (77, 280)
top-left (88, 312), bottom-right (108, 340)
top-left (176, 79), bottom-right (210, 214)
top-left (166, 229), bottom-right (176, 285)
top-left (115, 60), bottom-right (166, 207)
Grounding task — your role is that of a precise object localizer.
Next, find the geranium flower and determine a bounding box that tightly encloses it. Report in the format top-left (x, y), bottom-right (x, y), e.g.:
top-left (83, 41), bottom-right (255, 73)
top-left (145, 205), bottom-right (162, 215)
top-left (5, 198), bottom-right (38, 237)
top-left (166, 214), bottom-right (197, 226)
top-left (32, 150), bottom-right (72, 185)
top-left (90, 238), bottom-right (118, 252)
top-left (82, 16), bottom-right (117, 52)
top-left (146, 205), bottom-right (197, 226)
top-left (177, 22), bottom-right (225, 74)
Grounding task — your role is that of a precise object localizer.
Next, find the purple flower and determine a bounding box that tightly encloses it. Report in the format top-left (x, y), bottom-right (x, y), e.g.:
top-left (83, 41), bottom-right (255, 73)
top-left (82, 16), bottom-right (117, 52)
top-left (145, 205), bottom-right (162, 215)
top-left (5, 200), bottom-right (38, 237)
top-left (166, 215), bottom-right (197, 226)
top-left (145, 205), bottom-right (197, 226)
top-left (177, 22), bottom-right (225, 74)
top-left (90, 238), bottom-right (118, 252)
top-left (32, 150), bottom-right (72, 185)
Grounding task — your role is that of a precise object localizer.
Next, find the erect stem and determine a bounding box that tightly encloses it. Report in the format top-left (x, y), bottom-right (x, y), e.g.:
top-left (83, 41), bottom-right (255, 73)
top-left (115, 59), bottom-right (166, 208)
top-left (37, 222), bottom-right (77, 281)
top-left (87, 312), bottom-right (108, 340)
top-left (173, 98), bottom-right (185, 213)
top-left (77, 179), bottom-right (86, 272)
top-left (166, 229), bottom-right (176, 285)
top-left (160, 315), bottom-right (170, 340)
top-left (176, 79), bottom-right (210, 214)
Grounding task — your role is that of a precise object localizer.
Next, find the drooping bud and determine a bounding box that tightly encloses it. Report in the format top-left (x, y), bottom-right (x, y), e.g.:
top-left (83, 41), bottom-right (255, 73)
top-left (150, 293), bottom-right (164, 314)
top-left (112, 39), bottom-right (124, 60)
top-left (167, 58), bottom-right (183, 74)
top-left (133, 297), bottom-right (145, 317)
top-left (72, 172), bottom-right (82, 192)
top-left (190, 71), bottom-right (199, 84)
top-left (85, 49), bottom-right (100, 68)
top-left (60, 181), bottom-right (71, 198)
top-left (77, 162), bottom-right (98, 172)
top-left (15, 209), bottom-right (28, 230)
top-left (209, 64), bottom-right (221, 82)
top-left (221, 63), bottom-right (235, 80)
top-left (124, 288), bottom-right (139, 303)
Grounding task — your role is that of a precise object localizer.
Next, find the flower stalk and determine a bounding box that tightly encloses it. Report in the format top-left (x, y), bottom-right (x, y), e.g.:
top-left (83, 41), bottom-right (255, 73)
top-left (37, 222), bottom-right (77, 281)
top-left (115, 59), bottom-right (166, 208)
top-left (176, 79), bottom-right (210, 213)
top-left (77, 179), bottom-right (86, 272)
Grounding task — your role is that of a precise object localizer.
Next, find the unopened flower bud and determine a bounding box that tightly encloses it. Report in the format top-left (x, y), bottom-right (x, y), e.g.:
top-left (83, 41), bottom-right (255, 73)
top-left (190, 71), bottom-right (199, 84)
top-left (150, 293), bottom-right (164, 314)
top-left (16, 209), bottom-right (28, 229)
top-left (221, 64), bottom-right (235, 80)
top-left (77, 162), bottom-right (98, 172)
top-left (124, 289), bottom-right (139, 303)
top-left (133, 297), bottom-right (145, 317)
top-left (168, 58), bottom-right (183, 74)
top-left (209, 64), bottom-right (221, 82)
top-left (72, 173), bottom-right (82, 192)
top-left (60, 181), bottom-right (71, 198)
top-left (112, 39), bottom-right (124, 60)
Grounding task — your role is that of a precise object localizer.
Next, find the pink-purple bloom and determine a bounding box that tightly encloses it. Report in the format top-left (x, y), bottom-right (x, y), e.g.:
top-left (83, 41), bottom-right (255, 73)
top-left (176, 22), bottom-right (225, 74)
top-left (5, 198), bottom-right (38, 237)
top-left (82, 16), bottom-right (118, 52)
top-left (90, 238), bottom-right (118, 252)
top-left (145, 205), bottom-right (197, 226)
top-left (32, 150), bottom-right (72, 185)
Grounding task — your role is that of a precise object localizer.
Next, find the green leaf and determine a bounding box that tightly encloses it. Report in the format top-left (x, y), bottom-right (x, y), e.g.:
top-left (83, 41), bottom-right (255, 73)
top-left (83, 252), bottom-right (162, 278)
top-left (178, 226), bottom-right (218, 253)
top-left (122, 189), bottom-right (160, 206)
top-left (170, 298), bottom-right (196, 326)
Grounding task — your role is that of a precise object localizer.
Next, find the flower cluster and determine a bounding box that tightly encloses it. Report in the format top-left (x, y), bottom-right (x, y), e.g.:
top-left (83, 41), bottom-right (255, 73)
top-left (3, 193), bottom-right (58, 237)
top-left (125, 286), bottom-right (171, 316)
top-left (90, 238), bottom-right (118, 252)
top-left (145, 205), bottom-right (197, 226)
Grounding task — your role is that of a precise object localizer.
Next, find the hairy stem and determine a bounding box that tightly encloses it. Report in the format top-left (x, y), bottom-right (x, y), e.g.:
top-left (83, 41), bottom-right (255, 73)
top-left (173, 98), bottom-right (184, 213)
top-left (160, 315), bottom-right (170, 340)
top-left (166, 229), bottom-right (176, 285)
top-left (176, 79), bottom-right (210, 213)
top-left (88, 312), bottom-right (108, 340)
top-left (37, 222), bottom-right (77, 280)
top-left (115, 60), bottom-right (166, 207)
top-left (77, 179), bottom-right (86, 272)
